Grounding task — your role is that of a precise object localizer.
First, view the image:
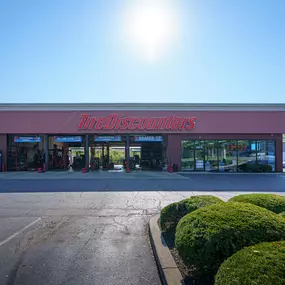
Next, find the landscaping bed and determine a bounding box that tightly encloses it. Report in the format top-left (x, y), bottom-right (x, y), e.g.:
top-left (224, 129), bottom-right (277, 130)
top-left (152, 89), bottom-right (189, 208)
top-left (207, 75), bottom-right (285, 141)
top-left (161, 229), bottom-right (213, 285)
top-left (158, 194), bottom-right (285, 285)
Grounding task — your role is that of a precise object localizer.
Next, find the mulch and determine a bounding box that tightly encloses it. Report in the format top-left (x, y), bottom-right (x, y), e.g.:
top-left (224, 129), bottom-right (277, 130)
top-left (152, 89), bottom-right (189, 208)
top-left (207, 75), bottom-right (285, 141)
top-left (161, 231), bottom-right (214, 285)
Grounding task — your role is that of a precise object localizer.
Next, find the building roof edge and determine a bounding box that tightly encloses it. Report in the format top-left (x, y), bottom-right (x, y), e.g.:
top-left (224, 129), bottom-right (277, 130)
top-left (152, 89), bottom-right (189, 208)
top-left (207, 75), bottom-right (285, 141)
top-left (0, 103), bottom-right (285, 111)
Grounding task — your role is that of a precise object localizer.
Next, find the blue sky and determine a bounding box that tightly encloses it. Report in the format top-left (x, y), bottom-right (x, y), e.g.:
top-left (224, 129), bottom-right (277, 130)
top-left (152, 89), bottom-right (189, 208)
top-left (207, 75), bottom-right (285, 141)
top-left (0, 0), bottom-right (284, 103)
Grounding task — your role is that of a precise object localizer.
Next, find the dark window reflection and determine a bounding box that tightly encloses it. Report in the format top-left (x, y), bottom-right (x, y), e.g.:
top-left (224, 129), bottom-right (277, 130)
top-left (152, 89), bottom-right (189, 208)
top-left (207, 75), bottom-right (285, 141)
top-left (181, 139), bottom-right (276, 172)
top-left (237, 140), bottom-right (257, 165)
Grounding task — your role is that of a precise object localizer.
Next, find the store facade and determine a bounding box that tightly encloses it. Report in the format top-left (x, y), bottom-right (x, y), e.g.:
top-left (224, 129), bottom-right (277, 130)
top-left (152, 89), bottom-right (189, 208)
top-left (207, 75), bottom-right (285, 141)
top-left (0, 103), bottom-right (284, 172)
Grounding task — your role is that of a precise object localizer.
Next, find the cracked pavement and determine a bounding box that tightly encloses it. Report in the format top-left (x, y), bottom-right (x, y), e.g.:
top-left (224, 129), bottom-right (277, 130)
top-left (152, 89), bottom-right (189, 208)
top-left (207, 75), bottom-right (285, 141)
top-left (0, 173), bottom-right (285, 285)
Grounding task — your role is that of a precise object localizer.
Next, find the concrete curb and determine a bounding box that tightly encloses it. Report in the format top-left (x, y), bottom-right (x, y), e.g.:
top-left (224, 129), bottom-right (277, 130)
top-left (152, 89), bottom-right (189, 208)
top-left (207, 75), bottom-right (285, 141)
top-left (178, 171), bottom-right (285, 175)
top-left (149, 214), bottom-right (184, 285)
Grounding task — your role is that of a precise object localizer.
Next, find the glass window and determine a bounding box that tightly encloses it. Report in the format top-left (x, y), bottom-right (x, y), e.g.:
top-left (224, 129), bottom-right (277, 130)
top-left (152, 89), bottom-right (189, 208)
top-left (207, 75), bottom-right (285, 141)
top-left (181, 141), bottom-right (195, 171)
top-left (267, 140), bottom-right (276, 171)
top-left (181, 139), bottom-right (276, 173)
top-left (237, 140), bottom-right (257, 168)
top-left (256, 140), bottom-right (267, 165)
top-left (216, 140), bottom-right (238, 172)
top-left (256, 140), bottom-right (275, 171)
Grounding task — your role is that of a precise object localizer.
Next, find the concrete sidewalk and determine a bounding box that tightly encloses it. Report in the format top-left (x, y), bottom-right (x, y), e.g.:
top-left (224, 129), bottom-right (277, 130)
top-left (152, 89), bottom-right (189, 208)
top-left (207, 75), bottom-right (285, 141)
top-left (0, 171), bottom-right (284, 180)
top-left (0, 171), bottom-right (187, 180)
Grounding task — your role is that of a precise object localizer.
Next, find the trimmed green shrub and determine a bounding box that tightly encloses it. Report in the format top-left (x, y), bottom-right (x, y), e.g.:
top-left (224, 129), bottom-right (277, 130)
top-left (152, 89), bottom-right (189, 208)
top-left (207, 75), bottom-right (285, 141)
top-left (238, 163), bottom-right (272, 172)
top-left (229, 193), bottom-right (285, 214)
top-left (175, 202), bottom-right (285, 276)
top-left (279, 211), bottom-right (285, 217)
top-left (215, 241), bottom-right (285, 285)
top-left (160, 195), bottom-right (223, 232)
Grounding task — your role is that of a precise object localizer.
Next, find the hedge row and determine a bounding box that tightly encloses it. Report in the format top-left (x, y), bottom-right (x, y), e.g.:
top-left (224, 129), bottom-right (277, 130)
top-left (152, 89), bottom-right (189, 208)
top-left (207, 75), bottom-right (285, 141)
top-left (229, 193), bottom-right (285, 214)
top-left (215, 241), bottom-right (285, 285)
top-left (175, 202), bottom-right (285, 275)
top-left (238, 163), bottom-right (272, 172)
top-left (160, 195), bottom-right (223, 232)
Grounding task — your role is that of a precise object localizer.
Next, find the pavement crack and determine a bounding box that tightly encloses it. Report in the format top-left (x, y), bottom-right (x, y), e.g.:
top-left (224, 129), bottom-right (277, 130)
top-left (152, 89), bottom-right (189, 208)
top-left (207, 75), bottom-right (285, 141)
top-left (126, 191), bottom-right (140, 210)
top-left (78, 235), bottom-right (92, 254)
top-left (6, 255), bottom-right (24, 285)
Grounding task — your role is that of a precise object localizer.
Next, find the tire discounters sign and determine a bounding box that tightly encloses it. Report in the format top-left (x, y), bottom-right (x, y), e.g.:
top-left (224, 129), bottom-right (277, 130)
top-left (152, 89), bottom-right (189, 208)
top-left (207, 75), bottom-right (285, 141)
top-left (78, 114), bottom-right (196, 131)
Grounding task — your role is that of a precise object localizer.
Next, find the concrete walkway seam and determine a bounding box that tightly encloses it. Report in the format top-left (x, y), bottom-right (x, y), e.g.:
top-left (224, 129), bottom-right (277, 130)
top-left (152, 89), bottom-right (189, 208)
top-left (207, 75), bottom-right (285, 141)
top-left (149, 214), bottom-right (184, 285)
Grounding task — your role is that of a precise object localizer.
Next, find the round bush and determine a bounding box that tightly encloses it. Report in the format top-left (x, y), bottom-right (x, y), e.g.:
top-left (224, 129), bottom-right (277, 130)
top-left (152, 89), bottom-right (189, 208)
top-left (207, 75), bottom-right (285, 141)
top-left (175, 202), bottom-right (285, 276)
top-left (279, 211), bottom-right (285, 217)
top-left (215, 241), bottom-right (285, 285)
top-left (229, 193), bottom-right (285, 214)
top-left (160, 195), bottom-right (223, 232)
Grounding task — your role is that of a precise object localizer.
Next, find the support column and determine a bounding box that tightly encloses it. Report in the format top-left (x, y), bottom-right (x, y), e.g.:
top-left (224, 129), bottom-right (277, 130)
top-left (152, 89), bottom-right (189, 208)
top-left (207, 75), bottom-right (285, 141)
top-left (85, 135), bottom-right (89, 169)
top-left (275, 134), bottom-right (283, 172)
top-left (0, 135), bottom-right (7, 171)
top-left (107, 144), bottom-right (110, 164)
top-left (44, 135), bottom-right (49, 171)
top-left (126, 135), bottom-right (130, 168)
top-left (167, 134), bottom-right (181, 171)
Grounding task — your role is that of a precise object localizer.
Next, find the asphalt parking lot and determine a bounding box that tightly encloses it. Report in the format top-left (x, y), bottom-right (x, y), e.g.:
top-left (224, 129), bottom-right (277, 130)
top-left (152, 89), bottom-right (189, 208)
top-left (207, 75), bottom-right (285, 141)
top-left (1, 171), bottom-right (285, 192)
top-left (0, 172), bottom-right (285, 285)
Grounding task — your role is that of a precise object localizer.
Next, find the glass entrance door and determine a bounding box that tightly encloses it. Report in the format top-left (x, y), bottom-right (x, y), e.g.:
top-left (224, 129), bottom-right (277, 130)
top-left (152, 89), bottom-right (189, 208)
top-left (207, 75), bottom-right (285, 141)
top-left (204, 141), bottom-right (219, 172)
top-left (194, 149), bottom-right (205, 171)
top-left (194, 141), bottom-right (205, 171)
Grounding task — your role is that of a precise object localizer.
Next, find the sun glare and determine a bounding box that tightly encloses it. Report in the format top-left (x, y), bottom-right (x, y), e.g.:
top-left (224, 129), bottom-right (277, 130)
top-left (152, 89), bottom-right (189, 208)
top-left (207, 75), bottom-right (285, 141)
top-left (121, 1), bottom-right (180, 61)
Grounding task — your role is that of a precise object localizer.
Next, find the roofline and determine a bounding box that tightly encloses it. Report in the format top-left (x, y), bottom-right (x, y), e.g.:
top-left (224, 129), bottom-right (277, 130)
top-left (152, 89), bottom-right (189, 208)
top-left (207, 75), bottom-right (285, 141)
top-left (0, 103), bottom-right (285, 111)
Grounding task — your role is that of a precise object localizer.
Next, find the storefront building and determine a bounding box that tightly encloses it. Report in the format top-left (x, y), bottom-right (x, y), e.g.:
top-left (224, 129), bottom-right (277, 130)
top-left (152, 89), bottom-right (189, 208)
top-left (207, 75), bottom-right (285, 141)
top-left (0, 103), bottom-right (284, 172)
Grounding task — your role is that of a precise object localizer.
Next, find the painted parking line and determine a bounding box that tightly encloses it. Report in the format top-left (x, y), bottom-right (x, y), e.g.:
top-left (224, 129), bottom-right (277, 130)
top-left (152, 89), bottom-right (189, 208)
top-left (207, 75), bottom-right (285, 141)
top-left (0, 217), bottom-right (41, 247)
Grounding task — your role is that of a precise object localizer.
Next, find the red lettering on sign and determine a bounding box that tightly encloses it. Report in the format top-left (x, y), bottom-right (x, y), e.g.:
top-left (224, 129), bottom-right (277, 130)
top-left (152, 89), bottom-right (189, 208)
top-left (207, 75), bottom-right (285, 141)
top-left (146, 118), bottom-right (158, 130)
top-left (171, 117), bottom-right (182, 131)
top-left (78, 114), bottom-right (197, 131)
top-left (156, 117), bottom-right (168, 130)
top-left (88, 117), bottom-right (97, 130)
top-left (228, 144), bottom-right (247, 151)
top-left (180, 117), bottom-right (188, 130)
top-left (185, 117), bottom-right (196, 130)
top-left (129, 117), bottom-right (139, 130)
top-left (114, 116), bottom-right (122, 130)
top-left (84, 116), bottom-right (92, 129)
top-left (120, 117), bottom-right (131, 130)
top-left (137, 117), bottom-right (149, 130)
top-left (166, 116), bottom-right (174, 130)
top-left (105, 114), bottom-right (118, 130)
top-left (78, 114), bottom-right (90, 129)
top-left (95, 117), bottom-right (106, 130)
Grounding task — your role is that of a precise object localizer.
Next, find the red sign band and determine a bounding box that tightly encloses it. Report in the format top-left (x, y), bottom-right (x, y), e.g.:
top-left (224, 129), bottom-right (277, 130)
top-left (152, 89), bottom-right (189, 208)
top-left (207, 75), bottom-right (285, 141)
top-left (78, 114), bottom-right (196, 131)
